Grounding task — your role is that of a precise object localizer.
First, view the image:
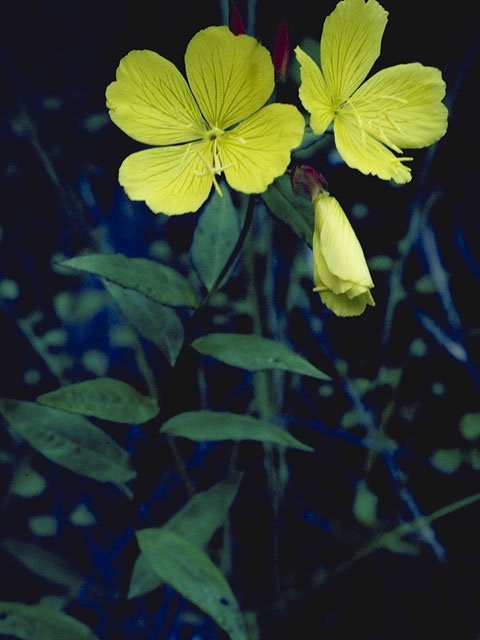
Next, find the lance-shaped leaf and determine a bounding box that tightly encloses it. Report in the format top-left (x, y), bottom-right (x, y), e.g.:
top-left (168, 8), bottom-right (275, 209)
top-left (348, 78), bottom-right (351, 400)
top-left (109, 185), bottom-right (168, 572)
top-left (128, 476), bottom-right (243, 598)
top-left (60, 253), bottom-right (198, 308)
top-left (161, 411), bottom-right (314, 452)
top-left (105, 281), bottom-right (184, 366)
top-left (37, 377), bottom-right (159, 424)
top-left (0, 398), bottom-right (136, 483)
top-left (191, 333), bottom-right (330, 380)
top-left (261, 174), bottom-right (314, 246)
top-left (191, 187), bottom-right (241, 290)
top-left (0, 538), bottom-right (102, 600)
top-left (136, 528), bottom-right (247, 640)
top-left (0, 602), bottom-right (99, 640)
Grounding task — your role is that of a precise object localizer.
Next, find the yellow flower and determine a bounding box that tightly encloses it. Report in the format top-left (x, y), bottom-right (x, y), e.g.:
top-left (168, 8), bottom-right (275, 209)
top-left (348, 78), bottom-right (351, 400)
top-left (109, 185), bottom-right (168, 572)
top-left (106, 26), bottom-right (305, 215)
top-left (295, 0), bottom-right (448, 184)
top-left (313, 193), bottom-right (374, 317)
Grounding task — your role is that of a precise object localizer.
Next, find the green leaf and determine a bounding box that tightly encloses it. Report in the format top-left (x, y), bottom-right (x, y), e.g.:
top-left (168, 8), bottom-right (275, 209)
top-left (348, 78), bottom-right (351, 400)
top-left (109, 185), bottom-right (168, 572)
top-left (0, 398), bottom-right (136, 483)
top-left (128, 477), bottom-right (243, 598)
top-left (136, 528), bottom-right (247, 640)
top-left (191, 187), bottom-right (241, 290)
top-left (37, 377), bottom-right (159, 424)
top-left (60, 253), bottom-right (198, 308)
top-left (0, 538), bottom-right (88, 599)
top-left (10, 464), bottom-right (46, 498)
top-left (430, 448), bottom-right (463, 473)
top-left (352, 480), bottom-right (378, 527)
top-left (0, 602), bottom-right (98, 640)
top-left (165, 475), bottom-right (242, 546)
top-left (459, 412), bottom-right (480, 440)
top-left (191, 333), bottom-right (330, 380)
top-left (105, 281), bottom-right (184, 366)
top-left (161, 411), bottom-right (314, 452)
top-left (261, 175), bottom-right (314, 247)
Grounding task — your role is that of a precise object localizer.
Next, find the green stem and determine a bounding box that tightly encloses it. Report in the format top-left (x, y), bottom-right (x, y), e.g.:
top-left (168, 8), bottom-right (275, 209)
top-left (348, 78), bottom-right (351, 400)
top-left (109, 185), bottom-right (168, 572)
top-left (162, 193), bottom-right (256, 492)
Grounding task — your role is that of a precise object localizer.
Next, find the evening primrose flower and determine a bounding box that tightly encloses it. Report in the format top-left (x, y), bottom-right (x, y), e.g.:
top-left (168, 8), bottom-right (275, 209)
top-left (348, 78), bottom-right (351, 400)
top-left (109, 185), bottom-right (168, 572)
top-left (313, 193), bottom-right (374, 317)
top-left (295, 0), bottom-right (448, 183)
top-left (106, 26), bottom-right (305, 215)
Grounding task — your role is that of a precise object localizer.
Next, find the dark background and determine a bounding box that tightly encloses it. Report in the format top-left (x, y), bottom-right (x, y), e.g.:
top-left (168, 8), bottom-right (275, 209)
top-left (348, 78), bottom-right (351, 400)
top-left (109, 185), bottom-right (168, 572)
top-left (1, 1), bottom-right (480, 638)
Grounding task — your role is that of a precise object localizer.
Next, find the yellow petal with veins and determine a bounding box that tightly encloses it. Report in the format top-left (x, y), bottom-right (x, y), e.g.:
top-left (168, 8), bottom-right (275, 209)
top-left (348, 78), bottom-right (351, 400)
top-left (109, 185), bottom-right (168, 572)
top-left (185, 26), bottom-right (274, 130)
top-left (295, 47), bottom-right (333, 135)
top-left (333, 111), bottom-right (413, 183)
top-left (218, 103), bottom-right (305, 194)
top-left (106, 50), bottom-right (207, 146)
top-left (320, 0), bottom-right (388, 102)
top-left (350, 63), bottom-right (448, 150)
top-left (118, 141), bottom-right (214, 215)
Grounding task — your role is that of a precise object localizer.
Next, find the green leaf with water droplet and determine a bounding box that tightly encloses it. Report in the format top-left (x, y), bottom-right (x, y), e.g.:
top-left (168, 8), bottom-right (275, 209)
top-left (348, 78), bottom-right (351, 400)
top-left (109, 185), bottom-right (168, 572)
top-left (128, 477), bottom-right (243, 598)
top-left (37, 377), bottom-right (158, 424)
top-left (0, 398), bottom-right (136, 483)
top-left (161, 411), bottom-right (313, 452)
top-left (192, 333), bottom-right (329, 380)
top-left (0, 602), bottom-right (99, 640)
top-left (136, 528), bottom-right (247, 640)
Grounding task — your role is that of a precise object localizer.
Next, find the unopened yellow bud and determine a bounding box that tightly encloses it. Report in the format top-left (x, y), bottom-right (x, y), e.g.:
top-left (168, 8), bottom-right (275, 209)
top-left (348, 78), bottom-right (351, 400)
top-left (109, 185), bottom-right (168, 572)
top-left (312, 194), bottom-right (375, 317)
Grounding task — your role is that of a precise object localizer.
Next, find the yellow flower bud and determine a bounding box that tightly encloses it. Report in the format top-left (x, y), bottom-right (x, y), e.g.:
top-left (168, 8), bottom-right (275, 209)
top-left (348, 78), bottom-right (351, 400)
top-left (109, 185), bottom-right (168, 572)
top-left (312, 194), bottom-right (375, 317)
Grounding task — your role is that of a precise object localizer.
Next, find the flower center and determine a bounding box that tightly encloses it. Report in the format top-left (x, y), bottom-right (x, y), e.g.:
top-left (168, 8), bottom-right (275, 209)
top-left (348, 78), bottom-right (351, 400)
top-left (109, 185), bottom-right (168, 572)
top-left (206, 126), bottom-right (224, 140)
top-left (193, 127), bottom-right (234, 197)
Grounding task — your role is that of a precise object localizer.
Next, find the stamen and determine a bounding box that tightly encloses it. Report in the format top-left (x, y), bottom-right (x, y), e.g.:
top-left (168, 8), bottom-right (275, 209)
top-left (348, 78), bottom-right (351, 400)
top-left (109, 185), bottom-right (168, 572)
top-left (192, 138), bottom-right (234, 198)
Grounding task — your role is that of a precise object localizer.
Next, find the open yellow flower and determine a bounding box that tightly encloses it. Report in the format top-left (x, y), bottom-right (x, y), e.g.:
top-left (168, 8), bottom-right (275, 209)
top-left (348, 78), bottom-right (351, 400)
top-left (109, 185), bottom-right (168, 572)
top-left (295, 0), bottom-right (448, 183)
top-left (106, 26), bottom-right (305, 215)
top-left (313, 193), bottom-right (374, 316)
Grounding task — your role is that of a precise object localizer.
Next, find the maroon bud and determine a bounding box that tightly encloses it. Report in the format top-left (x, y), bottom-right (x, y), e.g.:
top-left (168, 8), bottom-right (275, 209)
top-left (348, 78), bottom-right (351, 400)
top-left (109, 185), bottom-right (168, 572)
top-left (229, 0), bottom-right (246, 35)
top-left (291, 165), bottom-right (329, 201)
top-left (273, 16), bottom-right (290, 83)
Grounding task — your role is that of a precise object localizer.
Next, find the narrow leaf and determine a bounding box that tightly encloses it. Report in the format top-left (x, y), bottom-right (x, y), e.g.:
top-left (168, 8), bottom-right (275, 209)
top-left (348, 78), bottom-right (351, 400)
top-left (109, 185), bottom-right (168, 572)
top-left (191, 333), bottom-right (330, 380)
top-left (128, 477), bottom-right (243, 598)
top-left (37, 377), bottom-right (159, 424)
top-left (0, 602), bottom-right (98, 640)
top-left (261, 174), bottom-right (314, 246)
top-left (191, 187), bottom-right (241, 290)
top-left (136, 528), bottom-right (247, 640)
top-left (0, 539), bottom-right (89, 599)
top-left (60, 253), bottom-right (198, 308)
top-left (161, 411), bottom-right (314, 452)
top-left (0, 398), bottom-right (136, 483)
top-left (105, 281), bottom-right (184, 366)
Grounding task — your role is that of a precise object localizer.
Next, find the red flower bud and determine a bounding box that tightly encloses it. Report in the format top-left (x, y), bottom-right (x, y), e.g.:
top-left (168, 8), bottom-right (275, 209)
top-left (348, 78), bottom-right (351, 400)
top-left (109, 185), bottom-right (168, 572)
top-left (229, 0), bottom-right (246, 35)
top-left (291, 165), bottom-right (329, 201)
top-left (273, 16), bottom-right (290, 83)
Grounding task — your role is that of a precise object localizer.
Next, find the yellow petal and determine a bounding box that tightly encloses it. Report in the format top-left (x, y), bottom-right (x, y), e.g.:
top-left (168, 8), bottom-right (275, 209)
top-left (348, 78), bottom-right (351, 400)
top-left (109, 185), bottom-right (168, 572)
top-left (320, 0), bottom-right (388, 101)
top-left (319, 290), bottom-right (374, 317)
top-left (295, 46), bottom-right (333, 135)
top-left (185, 26), bottom-right (274, 130)
top-left (218, 104), bottom-right (305, 194)
top-left (350, 63), bottom-right (448, 150)
top-left (106, 50), bottom-right (207, 145)
top-left (312, 195), bottom-right (375, 316)
top-left (334, 112), bottom-right (413, 183)
top-left (118, 142), bottom-right (214, 215)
